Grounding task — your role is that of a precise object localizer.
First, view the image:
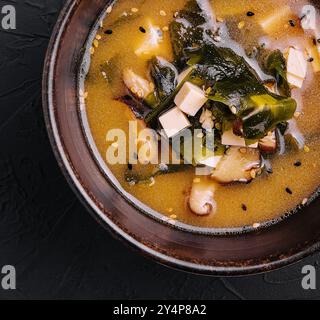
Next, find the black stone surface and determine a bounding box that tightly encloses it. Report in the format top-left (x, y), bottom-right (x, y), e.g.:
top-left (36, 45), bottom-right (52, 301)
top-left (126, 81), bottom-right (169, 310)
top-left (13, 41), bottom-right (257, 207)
top-left (0, 0), bottom-right (320, 300)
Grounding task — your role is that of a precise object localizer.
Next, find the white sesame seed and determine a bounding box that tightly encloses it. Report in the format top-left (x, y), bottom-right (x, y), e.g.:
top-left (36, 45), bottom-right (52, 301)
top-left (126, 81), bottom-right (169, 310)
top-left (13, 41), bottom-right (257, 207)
top-left (106, 5), bottom-right (113, 13)
top-left (294, 111), bottom-right (301, 119)
top-left (93, 39), bottom-right (99, 48)
top-left (238, 21), bottom-right (245, 29)
top-left (250, 169), bottom-right (257, 179)
top-left (149, 177), bottom-right (155, 187)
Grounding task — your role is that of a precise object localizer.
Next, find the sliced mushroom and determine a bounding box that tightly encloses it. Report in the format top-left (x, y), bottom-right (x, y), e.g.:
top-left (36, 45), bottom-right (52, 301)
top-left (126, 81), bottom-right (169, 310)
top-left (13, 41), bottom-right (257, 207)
top-left (211, 147), bottom-right (261, 184)
top-left (123, 68), bottom-right (154, 99)
top-left (189, 179), bottom-right (217, 216)
top-left (259, 131), bottom-right (277, 154)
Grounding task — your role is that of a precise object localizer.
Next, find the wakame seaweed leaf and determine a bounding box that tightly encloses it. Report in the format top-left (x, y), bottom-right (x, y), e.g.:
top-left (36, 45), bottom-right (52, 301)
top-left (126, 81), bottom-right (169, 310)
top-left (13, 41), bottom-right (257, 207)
top-left (186, 44), bottom-right (261, 84)
top-left (117, 93), bottom-right (152, 120)
top-left (149, 56), bottom-right (178, 102)
top-left (208, 77), bottom-right (267, 112)
top-left (264, 50), bottom-right (291, 97)
top-left (169, 0), bottom-right (217, 64)
top-left (239, 94), bottom-right (297, 140)
top-left (187, 45), bottom-right (297, 141)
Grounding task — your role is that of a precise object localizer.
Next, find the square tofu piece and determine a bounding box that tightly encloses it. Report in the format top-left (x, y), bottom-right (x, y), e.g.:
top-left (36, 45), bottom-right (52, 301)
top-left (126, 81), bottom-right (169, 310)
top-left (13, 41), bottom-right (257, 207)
top-left (286, 47), bottom-right (307, 88)
top-left (159, 107), bottom-right (191, 138)
top-left (301, 5), bottom-right (317, 31)
top-left (222, 130), bottom-right (258, 148)
top-left (286, 73), bottom-right (304, 88)
top-left (198, 156), bottom-right (222, 168)
top-left (174, 82), bottom-right (208, 116)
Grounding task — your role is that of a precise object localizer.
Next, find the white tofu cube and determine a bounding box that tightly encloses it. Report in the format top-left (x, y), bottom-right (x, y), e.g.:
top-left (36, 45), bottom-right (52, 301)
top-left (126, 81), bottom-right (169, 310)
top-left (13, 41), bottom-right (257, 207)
top-left (175, 82), bottom-right (208, 116)
top-left (222, 130), bottom-right (258, 148)
top-left (301, 5), bottom-right (317, 31)
top-left (198, 156), bottom-right (222, 168)
top-left (286, 47), bottom-right (307, 88)
top-left (287, 48), bottom-right (307, 79)
top-left (159, 107), bottom-right (191, 138)
top-left (286, 73), bottom-right (304, 88)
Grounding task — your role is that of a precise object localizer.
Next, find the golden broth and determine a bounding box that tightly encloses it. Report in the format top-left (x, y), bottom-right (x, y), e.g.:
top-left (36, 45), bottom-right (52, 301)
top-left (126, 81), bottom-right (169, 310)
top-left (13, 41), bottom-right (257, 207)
top-left (85, 0), bottom-right (320, 229)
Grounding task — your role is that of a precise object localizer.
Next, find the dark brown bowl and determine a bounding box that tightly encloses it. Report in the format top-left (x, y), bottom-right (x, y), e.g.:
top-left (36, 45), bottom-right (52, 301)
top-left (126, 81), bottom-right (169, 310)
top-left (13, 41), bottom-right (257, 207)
top-left (42, 0), bottom-right (320, 275)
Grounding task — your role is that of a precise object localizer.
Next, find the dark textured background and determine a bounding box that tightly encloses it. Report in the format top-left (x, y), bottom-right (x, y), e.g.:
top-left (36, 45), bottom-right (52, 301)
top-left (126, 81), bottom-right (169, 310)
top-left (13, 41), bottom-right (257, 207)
top-left (0, 0), bottom-right (320, 300)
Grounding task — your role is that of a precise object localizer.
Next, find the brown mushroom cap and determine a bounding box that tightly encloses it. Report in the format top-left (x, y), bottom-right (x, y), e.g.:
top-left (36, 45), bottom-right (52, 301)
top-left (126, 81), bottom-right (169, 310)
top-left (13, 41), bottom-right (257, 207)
top-left (211, 147), bottom-right (262, 184)
top-left (189, 179), bottom-right (217, 216)
top-left (259, 132), bottom-right (277, 154)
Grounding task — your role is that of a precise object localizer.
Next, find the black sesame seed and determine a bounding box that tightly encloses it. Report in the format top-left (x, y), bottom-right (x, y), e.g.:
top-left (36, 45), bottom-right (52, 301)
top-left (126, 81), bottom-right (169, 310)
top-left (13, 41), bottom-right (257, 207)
top-left (308, 57), bottom-right (314, 62)
top-left (313, 38), bottom-right (317, 45)
top-left (317, 39), bottom-right (320, 44)
top-left (286, 187), bottom-right (293, 195)
top-left (294, 161), bottom-right (302, 167)
top-left (105, 29), bottom-right (113, 34)
top-left (139, 26), bottom-right (146, 33)
top-left (289, 19), bottom-right (296, 27)
top-left (247, 11), bottom-right (255, 17)
top-left (128, 163), bottom-right (133, 170)
top-left (242, 204), bottom-right (248, 211)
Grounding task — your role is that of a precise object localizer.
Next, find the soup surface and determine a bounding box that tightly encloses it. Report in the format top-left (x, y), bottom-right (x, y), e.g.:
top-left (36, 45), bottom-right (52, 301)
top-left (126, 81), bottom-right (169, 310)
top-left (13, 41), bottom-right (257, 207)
top-left (84, 0), bottom-right (320, 229)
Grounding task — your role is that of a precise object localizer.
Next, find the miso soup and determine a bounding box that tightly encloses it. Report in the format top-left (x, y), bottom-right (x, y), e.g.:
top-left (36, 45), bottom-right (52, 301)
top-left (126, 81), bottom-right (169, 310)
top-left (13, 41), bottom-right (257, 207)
top-left (84, 0), bottom-right (320, 229)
